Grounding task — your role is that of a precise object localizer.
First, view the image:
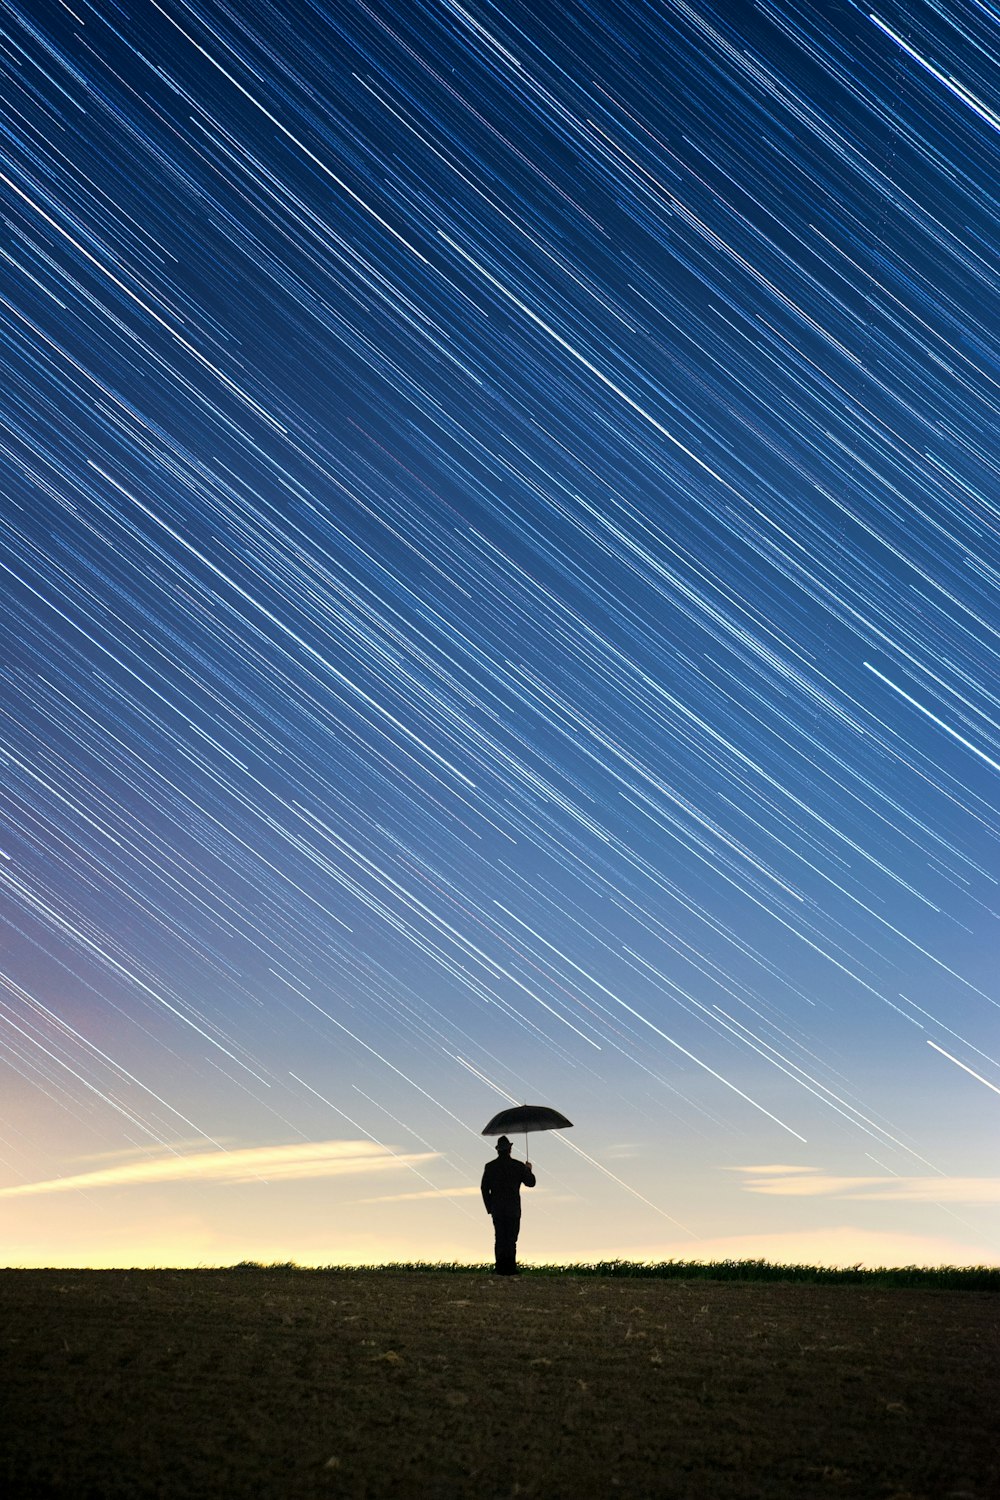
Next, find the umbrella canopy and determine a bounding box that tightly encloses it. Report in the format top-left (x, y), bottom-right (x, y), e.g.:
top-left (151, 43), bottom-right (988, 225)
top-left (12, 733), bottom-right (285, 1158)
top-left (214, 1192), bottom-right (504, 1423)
top-left (482, 1104), bottom-right (573, 1136)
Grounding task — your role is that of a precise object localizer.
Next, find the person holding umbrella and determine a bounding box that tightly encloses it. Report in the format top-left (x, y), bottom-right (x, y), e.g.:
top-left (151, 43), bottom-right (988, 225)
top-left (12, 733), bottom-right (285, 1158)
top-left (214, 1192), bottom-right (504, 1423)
top-left (479, 1105), bottom-right (572, 1275)
top-left (481, 1135), bottom-right (535, 1276)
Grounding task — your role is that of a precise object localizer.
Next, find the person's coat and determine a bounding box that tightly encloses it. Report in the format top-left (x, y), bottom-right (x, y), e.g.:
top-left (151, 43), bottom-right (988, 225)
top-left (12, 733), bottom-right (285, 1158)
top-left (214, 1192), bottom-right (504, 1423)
top-left (481, 1154), bottom-right (535, 1216)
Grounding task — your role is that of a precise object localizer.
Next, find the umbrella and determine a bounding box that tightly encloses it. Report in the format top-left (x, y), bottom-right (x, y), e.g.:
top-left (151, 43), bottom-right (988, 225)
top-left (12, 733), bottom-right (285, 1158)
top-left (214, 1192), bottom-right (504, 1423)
top-left (482, 1104), bottom-right (573, 1160)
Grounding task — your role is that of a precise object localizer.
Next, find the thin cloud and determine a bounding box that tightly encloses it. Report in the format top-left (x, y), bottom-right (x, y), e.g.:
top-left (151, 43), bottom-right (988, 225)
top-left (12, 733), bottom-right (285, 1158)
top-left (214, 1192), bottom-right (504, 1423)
top-left (727, 1164), bottom-right (820, 1175)
top-left (733, 1166), bottom-right (1000, 1205)
top-left (70, 1140), bottom-right (235, 1163)
top-left (0, 1140), bottom-right (437, 1198)
top-left (349, 1186), bottom-right (481, 1205)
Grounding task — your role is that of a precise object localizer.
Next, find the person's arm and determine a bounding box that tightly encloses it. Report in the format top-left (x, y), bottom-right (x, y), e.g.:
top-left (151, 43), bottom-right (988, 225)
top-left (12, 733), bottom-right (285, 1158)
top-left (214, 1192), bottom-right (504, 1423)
top-left (522, 1162), bottom-right (536, 1188)
top-left (481, 1168), bottom-right (492, 1213)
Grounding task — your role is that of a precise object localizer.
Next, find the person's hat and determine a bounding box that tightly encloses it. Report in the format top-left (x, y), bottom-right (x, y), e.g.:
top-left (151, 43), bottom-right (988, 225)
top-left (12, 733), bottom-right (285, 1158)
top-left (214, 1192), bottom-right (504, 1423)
top-left (496, 1135), bottom-right (513, 1151)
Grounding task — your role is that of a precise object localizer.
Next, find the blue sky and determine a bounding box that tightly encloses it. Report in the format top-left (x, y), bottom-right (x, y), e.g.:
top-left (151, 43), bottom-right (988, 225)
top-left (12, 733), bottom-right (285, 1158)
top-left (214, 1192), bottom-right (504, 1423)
top-left (1, 0), bottom-right (997, 1268)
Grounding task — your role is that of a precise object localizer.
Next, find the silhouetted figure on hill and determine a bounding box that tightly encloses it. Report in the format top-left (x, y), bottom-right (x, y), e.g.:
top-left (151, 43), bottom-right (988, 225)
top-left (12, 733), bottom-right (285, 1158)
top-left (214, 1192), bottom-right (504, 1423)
top-left (481, 1135), bottom-right (535, 1275)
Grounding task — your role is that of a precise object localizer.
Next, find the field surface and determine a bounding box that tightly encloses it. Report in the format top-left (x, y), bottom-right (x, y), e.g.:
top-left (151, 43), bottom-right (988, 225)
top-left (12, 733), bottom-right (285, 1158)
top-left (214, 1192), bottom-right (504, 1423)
top-left (2, 1269), bottom-right (996, 1499)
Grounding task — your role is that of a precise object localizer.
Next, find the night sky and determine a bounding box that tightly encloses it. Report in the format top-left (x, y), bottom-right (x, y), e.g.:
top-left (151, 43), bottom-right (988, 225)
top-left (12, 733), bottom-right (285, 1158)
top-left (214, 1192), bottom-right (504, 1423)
top-left (2, 0), bottom-right (998, 1269)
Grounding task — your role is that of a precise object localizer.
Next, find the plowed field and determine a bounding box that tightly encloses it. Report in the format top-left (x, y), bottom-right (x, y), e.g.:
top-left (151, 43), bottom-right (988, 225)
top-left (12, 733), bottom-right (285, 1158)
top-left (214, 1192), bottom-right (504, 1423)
top-left (2, 1270), bottom-right (996, 1499)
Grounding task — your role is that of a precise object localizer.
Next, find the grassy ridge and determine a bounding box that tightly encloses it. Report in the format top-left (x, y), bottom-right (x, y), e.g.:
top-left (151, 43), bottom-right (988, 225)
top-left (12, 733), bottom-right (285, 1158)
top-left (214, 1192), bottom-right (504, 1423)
top-left (222, 1257), bottom-right (1000, 1289)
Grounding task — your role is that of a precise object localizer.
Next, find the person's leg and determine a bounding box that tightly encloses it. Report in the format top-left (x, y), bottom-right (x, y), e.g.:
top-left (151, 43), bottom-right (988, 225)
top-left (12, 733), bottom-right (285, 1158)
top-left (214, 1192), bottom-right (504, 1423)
top-left (494, 1213), bottom-right (518, 1273)
top-left (509, 1209), bottom-right (522, 1274)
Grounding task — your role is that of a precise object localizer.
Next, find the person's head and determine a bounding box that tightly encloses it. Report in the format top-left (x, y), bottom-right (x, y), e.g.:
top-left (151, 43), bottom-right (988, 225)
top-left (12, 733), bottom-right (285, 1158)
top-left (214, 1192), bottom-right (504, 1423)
top-left (496, 1135), bottom-right (513, 1154)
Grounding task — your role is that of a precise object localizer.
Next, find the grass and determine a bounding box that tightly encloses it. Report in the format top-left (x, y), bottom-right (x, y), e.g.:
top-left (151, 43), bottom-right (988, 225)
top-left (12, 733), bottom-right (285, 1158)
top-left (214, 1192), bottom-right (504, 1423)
top-left (222, 1257), bottom-right (1000, 1289)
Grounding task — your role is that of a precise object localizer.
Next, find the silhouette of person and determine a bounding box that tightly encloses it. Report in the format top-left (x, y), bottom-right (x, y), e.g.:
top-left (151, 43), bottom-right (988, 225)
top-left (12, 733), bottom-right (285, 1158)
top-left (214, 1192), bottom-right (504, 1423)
top-left (481, 1135), bottom-right (536, 1275)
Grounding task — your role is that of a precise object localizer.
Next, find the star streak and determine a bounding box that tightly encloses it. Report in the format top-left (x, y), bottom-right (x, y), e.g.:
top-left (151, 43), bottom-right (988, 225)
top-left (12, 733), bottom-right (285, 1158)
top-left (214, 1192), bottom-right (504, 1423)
top-left (1, 0), bottom-right (997, 1266)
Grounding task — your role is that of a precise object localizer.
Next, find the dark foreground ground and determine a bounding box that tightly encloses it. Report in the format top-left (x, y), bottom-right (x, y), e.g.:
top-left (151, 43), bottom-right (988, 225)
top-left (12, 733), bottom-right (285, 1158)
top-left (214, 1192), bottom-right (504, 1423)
top-left (2, 1270), bottom-right (996, 1500)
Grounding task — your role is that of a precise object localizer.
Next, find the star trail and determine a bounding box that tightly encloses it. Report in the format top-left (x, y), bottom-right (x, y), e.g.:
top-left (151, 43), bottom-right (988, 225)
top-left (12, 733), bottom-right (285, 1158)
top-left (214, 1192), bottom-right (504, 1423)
top-left (1, 0), bottom-right (997, 1267)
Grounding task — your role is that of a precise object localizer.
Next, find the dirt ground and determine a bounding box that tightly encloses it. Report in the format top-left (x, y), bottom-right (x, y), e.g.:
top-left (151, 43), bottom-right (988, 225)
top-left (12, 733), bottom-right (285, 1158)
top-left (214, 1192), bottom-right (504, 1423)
top-left (1, 1269), bottom-right (996, 1499)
